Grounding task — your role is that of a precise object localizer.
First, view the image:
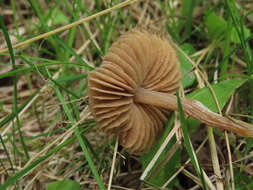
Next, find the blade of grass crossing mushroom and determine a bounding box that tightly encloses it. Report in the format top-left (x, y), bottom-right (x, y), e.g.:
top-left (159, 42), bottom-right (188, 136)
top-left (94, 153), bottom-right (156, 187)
top-left (176, 92), bottom-right (208, 190)
top-left (0, 15), bottom-right (30, 160)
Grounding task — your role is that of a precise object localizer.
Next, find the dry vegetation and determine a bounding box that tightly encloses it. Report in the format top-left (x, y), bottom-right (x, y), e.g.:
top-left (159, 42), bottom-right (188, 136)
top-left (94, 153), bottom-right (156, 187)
top-left (0, 0), bottom-right (253, 190)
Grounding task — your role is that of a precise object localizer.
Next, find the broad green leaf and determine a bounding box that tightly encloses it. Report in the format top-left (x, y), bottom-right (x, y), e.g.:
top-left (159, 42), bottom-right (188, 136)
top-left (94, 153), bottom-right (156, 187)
top-left (179, 43), bottom-right (196, 88)
top-left (204, 12), bottom-right (227, 39)
top-left (46, 179), bottom-right (80, 190)
top-left (140, 117), bottom-right (180, 187)
top-left (186, 78), bottom-right (246, 130)
top-left (204, 11), bottom-right (250, 44)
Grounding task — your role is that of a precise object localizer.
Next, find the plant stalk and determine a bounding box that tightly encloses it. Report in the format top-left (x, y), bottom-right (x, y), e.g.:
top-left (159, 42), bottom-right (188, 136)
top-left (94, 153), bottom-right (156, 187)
top-left (134, 88), bottom-right (253, 137)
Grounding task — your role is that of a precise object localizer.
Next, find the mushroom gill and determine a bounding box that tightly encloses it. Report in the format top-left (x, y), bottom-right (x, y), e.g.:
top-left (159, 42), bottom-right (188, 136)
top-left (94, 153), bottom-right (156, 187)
top-left (88, 29), bottom-right (253, 155)
top-left (88, 30), bottom-right (180, 154)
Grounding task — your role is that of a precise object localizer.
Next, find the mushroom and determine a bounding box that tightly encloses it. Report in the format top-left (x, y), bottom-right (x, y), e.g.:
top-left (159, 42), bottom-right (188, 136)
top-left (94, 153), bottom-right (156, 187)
top-left (87, 29), bottom-right (253, 155)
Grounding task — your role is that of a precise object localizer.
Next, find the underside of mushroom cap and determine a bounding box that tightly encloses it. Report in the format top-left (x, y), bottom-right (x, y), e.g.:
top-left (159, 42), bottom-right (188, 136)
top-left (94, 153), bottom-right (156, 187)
top-left (88, 29), bottom-right (181, 154)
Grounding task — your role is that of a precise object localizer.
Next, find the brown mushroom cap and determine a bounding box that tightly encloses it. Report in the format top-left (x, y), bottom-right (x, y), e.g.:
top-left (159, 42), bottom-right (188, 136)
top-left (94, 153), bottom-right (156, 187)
top-left (88, 30), bottom-right (181, 154)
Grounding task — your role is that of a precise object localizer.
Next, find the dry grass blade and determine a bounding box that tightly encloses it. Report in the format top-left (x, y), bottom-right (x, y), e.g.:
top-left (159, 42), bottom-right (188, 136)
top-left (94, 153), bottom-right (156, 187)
top-left (107, 137), bottom-right (119, 190)
top-left (0, 0), bottom-right (138, 53)
top-left (140, 121), bottom-right (181, 180)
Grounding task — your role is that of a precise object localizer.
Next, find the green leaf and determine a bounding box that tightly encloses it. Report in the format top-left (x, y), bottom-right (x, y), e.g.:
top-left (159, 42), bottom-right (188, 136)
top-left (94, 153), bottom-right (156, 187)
top-left (230, 25), bottom-right (251, 44)
top-left (52, 9), bottom-right (69, 25)
top-left (204, 11), bottom-right (250, 43)
top-left (46, 179), bottom-right (80, 190)
top-left (204, 12), bottom-right (227, 39)
top-left (186, 78), bottom-right (246, 131)
top-left (140, 117), bottom-right (181, 187)
top-left (179, 43), bottom-right (196, 88)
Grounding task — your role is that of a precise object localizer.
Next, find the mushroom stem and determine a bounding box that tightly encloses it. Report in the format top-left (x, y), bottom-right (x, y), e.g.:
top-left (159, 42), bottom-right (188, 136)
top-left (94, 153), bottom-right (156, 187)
top-left (135, 88), bottom-right (253, 138)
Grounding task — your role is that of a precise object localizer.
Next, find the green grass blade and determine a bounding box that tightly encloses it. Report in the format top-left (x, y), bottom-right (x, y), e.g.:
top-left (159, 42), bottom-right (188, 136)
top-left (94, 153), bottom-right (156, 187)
top-left (55, 94), bottom-right (105, 189)
top-left (0, 61), bottom-right (83, 79)
top-left (49, 68), bottom-right (105, 189)
top-left (0, 14), bottom-right (30, 160)
top-left (0, 88), bottom-right (35, 129)
top-left (27, 0), bottom-right (93, 70)
top-left (73, 127), bottom-right (105, 190)
top-left (226, 0), bottom-right (253, 116)
top-left (64, 0), bottom-right (79, 60)
top-left (104, 13), bottom-right (117, 54)
top-left (176, 92), bottom-right (207, 190)
top-left (10, 0), bottom-right (19, 38)
top-left (180, 0), bottom-right (195, 39)
top-left (0, 135), bottom-right (14, 172)
top-left (220, 16), bottom-right (232, 80)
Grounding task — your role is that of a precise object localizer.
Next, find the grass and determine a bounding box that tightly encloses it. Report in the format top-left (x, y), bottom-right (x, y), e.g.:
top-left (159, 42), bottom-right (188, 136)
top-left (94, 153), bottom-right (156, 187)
top-left (0, 0), bottom-right (253, 189)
